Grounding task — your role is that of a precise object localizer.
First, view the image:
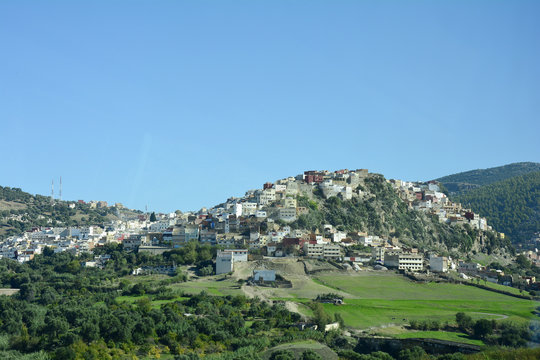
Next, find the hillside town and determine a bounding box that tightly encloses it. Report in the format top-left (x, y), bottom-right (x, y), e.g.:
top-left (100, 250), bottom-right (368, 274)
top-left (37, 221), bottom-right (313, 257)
top-left (0, 169), bottom-right (537, 291)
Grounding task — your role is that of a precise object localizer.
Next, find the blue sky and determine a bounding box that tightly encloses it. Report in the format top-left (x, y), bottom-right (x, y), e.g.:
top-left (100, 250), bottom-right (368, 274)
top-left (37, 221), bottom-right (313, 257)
top-left (1, 1), bottom-right (539, 212)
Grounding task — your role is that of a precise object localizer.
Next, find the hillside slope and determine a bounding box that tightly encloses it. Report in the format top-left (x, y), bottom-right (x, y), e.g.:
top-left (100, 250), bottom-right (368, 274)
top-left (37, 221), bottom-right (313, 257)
top-left (453, 171), bottom-right (540, 246)
top-left (0, 186), bottom-right (128, 239)
top-left (291, 174), bottom-right (511, 255)
top-left (435, 162), bottom-right (540, 195)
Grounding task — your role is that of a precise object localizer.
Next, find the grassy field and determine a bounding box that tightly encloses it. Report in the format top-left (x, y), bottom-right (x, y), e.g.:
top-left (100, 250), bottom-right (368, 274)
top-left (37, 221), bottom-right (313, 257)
top-left (393, 331), bottom-right (484, 346)
top-left (121, 274), bottom-right (244, 297)
top-left (116, 294), bottom-right (189, 309)
top-left (169, 277), bottom-right (243, 296)
top-left (321, 298), bottom-right (530, 329)
top-left (476, 280), bottom-right (526, 296)
top-left (313, 272), bottom-right (536, 328)
top-left (314, 272), bottom-right (523, 300)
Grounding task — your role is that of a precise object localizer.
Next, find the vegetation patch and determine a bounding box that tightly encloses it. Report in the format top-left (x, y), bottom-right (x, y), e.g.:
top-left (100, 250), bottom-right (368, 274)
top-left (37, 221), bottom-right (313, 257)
top-left (393, 331), bottom-right (484, 346)
top-left (262, 340), bottom-right (338, 360)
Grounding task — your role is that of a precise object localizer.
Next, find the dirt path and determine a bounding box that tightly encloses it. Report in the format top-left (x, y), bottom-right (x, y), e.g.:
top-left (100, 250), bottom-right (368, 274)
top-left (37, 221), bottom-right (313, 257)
top-left (471, 312), bottom-right (509, 320)
top-left (241, 284), bottom-right (275, 303)
top-left (285, 301), bottom-right (301, 315)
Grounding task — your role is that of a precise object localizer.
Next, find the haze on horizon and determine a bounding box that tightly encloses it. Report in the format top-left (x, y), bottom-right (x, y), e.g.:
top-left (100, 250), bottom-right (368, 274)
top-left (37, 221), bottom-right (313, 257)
top-left (1, 1), bottom-right (539, 212)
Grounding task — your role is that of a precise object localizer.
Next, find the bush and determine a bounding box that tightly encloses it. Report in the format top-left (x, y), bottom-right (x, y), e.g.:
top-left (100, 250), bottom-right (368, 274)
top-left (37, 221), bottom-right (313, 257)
top-left (455, 312), bottom-right (473, 333)
top-left (398, 346), bottom-right (427, 360)
top-left (270, 349), bottom-right (295, 360)
top-left (197, 265), bottom-right (214, 277)
top-left (301, 349), bottom-right (322, 360)
top-left (498, 322), bottom-right (530, 347)
top-left (473, 319), bottom-right (494, 339)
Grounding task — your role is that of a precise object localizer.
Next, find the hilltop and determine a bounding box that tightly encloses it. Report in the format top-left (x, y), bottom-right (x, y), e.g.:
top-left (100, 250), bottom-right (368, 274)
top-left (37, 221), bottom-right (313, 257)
top-left (209, 169), bottom-right (511, 257)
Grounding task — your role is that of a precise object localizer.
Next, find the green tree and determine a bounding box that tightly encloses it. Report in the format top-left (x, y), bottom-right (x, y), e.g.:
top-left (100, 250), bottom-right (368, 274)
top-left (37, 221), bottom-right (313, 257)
top-left (473, 319), bottom-right (494, 339)
top-left (516, 254), bottom-right (531, 269)
top-left (301, 349), bottom-right (322, 360)
top-left (310, 302), bottom-right (332, 330)
top-left (455, 312), bottom-right (473, 333)
top-left (334, 313), bottom-right (345, 328)
top-left (398, 346), bottom-right (427, 360)
top-left (270, 349), bottom-right (295, 360)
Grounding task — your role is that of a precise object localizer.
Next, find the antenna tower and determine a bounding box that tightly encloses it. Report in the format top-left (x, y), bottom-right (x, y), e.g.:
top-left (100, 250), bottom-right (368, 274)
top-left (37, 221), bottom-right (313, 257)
top-left (59, 176), bottom-right (62, 201)
top-left (51, 179), bottom-right (54, 204)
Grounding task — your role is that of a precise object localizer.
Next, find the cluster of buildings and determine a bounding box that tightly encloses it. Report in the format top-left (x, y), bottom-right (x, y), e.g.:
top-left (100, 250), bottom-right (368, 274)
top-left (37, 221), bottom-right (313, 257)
top-left (1, 168), bottom-right (530, 291)
top-left (0, 212), bottom-right (177, 262)
top-left (390, 180), bottom-right (494, 232)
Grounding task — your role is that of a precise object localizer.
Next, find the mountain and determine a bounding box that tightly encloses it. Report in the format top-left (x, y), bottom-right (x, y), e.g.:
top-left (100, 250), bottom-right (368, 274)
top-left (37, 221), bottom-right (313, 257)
top-left (452, 171), bottom-right (540, 246)
top-left (435, 162), bottom-right (540, 195)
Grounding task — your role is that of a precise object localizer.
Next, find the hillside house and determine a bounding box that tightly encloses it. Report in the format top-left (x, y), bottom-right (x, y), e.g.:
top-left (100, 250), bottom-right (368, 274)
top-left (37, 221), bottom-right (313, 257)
top-left (384, 253), bottom-right (423, 271)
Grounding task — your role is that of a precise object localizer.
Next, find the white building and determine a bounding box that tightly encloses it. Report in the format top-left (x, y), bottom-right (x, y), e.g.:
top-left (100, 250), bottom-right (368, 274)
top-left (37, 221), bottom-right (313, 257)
top-left (256, 189), bottom-right (276, 205)
top-left (216, 251), bottom-right (234, 275)
top-left (242, 202), bottom-right (258, 216)
top-left (283, 197), bottom-right (297, 209)
top-left (233, 203), bottom-right (243, 217)
top-left (323, 244), bottom-right (342, 259)
top-left (220, 249), bottom-right (248, 262)
top-left (341, 186), bottom-right (353, 200)
top-left (303, 243), bottom-right (342, 259)
top-left (384, 253), bottom-right (423, 271)
top-left (278, 208), bottom-right (297, 222)
top-left (332, 232), bottom-right (347, 243)
top-left (274, 184), bottom-right (287, 192)
top-left (304, 243), bottom-right (323, 257)
top-left (429, 255), bottom-right (448, 273)
top-left (149, 221), bottom-right (171, 232)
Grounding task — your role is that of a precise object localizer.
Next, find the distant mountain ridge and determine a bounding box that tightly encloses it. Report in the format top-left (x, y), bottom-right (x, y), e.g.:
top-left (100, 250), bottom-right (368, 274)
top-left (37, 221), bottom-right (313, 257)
top-left (453, 171), bottom-right (540, 246)
top-left (435, 162), bottom-right (540, 195)
top-left (435, 162), bottom-right (540, 246)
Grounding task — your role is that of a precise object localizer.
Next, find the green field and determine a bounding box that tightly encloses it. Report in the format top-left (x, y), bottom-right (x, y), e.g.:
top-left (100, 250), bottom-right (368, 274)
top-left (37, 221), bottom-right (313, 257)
top-left (477, 280), bottom-right (527, 296)
top-left (315, 272), bottom-right (520, 300)
top-left (169, 277), bottom-right (243, 296)
top-left (116, 294), bottom-right (190, 308)
top-left (393, 331), bottom-right (484, 346)
top-left (312, 272), bottom-right (537, 329)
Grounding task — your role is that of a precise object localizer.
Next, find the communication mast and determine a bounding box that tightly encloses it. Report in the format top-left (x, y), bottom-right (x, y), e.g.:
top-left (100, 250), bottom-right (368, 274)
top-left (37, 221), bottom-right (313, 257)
top-left (51, 179), bottom-right (54, 204)
top-left (59, 176), bottom-right (62, 201)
